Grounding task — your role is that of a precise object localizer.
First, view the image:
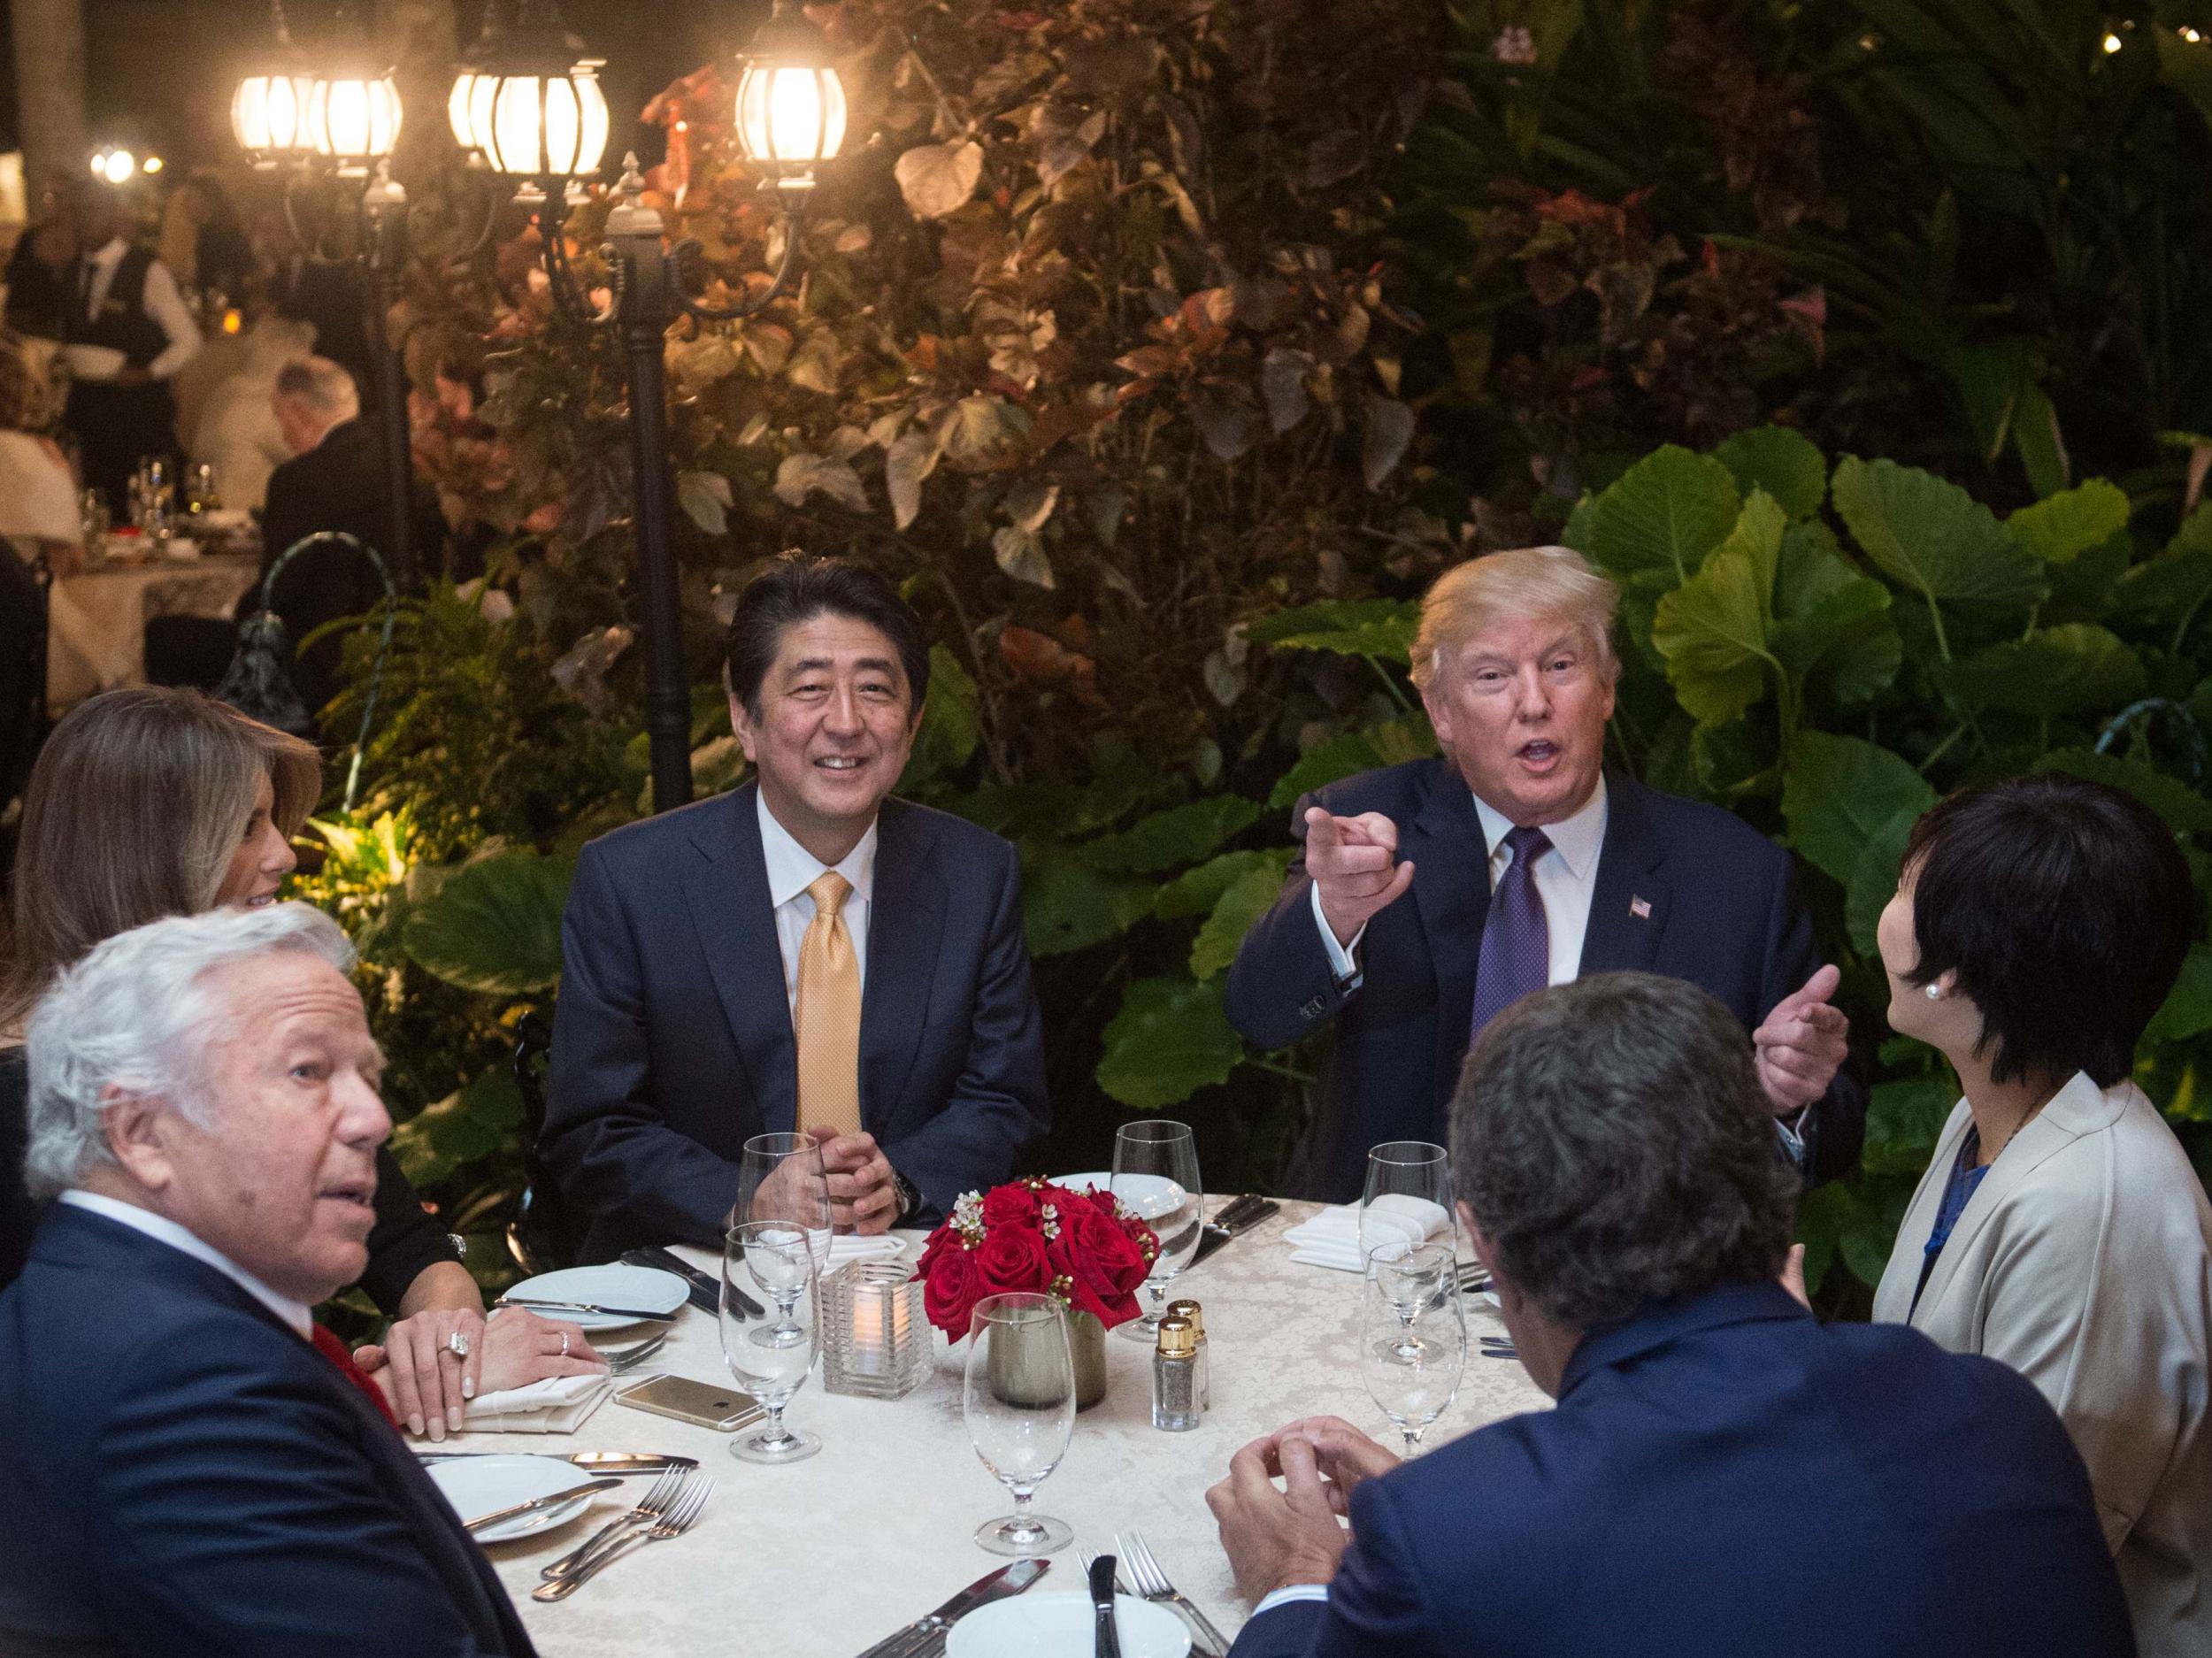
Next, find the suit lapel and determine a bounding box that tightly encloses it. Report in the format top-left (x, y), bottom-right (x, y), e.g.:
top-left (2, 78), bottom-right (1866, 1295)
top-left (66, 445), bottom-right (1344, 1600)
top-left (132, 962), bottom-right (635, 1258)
top-left (861, 800), bottom-right (943, 1136)
top-left (1404, 764), bottom-right (1489, 1117)
top-left (683, 784), bottom-right (798, 1134)
top-left (1578, 772), bottom-right (1671, 976)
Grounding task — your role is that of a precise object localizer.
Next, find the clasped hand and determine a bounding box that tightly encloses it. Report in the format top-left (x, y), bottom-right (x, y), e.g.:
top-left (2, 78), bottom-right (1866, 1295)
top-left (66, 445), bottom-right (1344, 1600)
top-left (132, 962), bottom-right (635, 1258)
top-left (749, 1128), bottom-right (902, 1234)
top-left (1206, 1416), bottom-right (1402, 1600)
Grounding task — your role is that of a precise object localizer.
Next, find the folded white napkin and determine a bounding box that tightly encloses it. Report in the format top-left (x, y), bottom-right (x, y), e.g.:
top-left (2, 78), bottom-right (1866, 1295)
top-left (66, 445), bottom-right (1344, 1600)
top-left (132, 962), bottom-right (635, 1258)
top-left (1282, 1194), bottom-right (1453, 1273)
top-left (461, 1373), bottom-right (613, 1434)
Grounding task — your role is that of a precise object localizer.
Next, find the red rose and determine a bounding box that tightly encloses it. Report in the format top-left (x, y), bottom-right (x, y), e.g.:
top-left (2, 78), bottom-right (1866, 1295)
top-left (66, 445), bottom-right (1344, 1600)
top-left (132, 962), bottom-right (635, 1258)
top-left (971, 1223), bottom-right (1054, 1303)
top-left (980, 1183), bottom-right (1041, 1230)
top-left (1048, 1200), bottom-right (1152, 1329)
top-left (919, 1232), bottom-right (984, 1338)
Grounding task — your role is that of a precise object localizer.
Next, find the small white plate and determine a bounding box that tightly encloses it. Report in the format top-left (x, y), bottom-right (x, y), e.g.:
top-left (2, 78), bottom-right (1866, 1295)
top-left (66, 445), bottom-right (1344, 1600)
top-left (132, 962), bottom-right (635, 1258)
top-left (1059, 1172), bottom-right (1188, 1223)
top-left (949, 1592), bottom-right (1189, 1658)
top-left (424, 1454), bottom-right (607, 1543)
top-left (503, 1263), bottom-right (687, 1332)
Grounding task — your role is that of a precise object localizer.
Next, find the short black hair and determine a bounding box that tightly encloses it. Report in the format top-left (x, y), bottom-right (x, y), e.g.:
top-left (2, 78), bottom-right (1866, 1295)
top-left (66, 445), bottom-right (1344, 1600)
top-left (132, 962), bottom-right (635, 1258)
top-left (1454, 971), bottom-right (1800, 1330)
top-left (722, 553), bottom-right (929, 721)
top-left (1902, 772), bottom-right (2192, 1088)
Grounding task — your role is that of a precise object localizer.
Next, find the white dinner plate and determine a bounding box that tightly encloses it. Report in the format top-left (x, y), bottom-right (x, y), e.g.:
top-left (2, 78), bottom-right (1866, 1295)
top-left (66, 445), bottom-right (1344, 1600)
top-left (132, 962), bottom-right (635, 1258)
top-left (1058, 1172), bottom-right (1188, 1223)
top-left (503, 1263), bottom-right (687, 1332)
top-left (424, 1453), bottom-right (608, 1543)
top-left (949, 1592), bottom-right (1189, 1658)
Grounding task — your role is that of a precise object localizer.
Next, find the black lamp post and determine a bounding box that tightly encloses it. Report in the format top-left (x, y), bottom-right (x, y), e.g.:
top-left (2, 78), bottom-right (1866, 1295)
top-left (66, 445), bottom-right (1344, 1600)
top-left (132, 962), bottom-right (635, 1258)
top-left (482, 0), bottom-right (849, 814)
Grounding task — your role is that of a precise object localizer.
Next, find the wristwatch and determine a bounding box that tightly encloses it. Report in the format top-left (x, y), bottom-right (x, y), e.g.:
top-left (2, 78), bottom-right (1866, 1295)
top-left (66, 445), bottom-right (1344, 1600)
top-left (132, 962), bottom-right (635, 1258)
top-left (891, 1167), bottom-right (923, 1224)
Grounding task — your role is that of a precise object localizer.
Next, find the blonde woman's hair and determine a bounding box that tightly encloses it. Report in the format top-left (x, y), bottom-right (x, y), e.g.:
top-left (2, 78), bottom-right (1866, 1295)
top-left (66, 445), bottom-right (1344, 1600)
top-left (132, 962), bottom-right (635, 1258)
top-left (1408, 546), bottom-right (1622, 695)
top-left (0, 688), bottom-right (321, 1035)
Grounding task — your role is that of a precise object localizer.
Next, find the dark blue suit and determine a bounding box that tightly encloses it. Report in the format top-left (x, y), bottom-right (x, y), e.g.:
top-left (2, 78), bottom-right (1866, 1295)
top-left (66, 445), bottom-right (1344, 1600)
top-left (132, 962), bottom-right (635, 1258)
top-left (545, 784), bottom-right (1049, 1260)
top-left (1229, 1283), bottom-right (2132, 1658)
top-left (1225, 764), bottom-right (1863, 1199)
top-left (0, 1204), bottom-right (535, 1657)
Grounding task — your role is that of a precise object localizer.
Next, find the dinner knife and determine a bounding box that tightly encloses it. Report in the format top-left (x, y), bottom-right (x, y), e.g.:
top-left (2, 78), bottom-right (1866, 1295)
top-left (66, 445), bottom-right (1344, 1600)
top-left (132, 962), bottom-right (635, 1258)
top-left (496, 1296), bottom-right (677, 1322)
top-left (418, 1451), bottom-right (699, 1474)
top-left (1090, 1554), bottom-right (1123, 1658)
top-left (853, 1557), bottom-right (1048, 1658)
top-left (625, 1244), bottom-right (765, 1319)
top-left (1191, 1199), bottom-right (1280, 1266)
top-left (462, 1477), bottom-right (622, 1531)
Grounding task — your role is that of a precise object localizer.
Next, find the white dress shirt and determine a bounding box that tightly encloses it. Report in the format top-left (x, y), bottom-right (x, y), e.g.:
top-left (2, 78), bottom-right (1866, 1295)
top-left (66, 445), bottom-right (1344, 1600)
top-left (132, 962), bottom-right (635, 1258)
top-left (1316, 774), bottom-right (1609, 986)
top-left (58, 1189), bottom-right (312, 1336)
top-left (758, 790), bottom-right (877, 1009)
top-left (79, 237), bottom-right (202, 380)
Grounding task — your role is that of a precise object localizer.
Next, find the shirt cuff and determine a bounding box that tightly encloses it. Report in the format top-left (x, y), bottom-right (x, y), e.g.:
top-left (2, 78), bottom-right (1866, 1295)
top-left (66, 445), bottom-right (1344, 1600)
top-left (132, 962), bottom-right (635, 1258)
top-left (1774, 1108), bottom-right (1810, 1173)
top-left (1310, 883), bottom-right (1364, 987)
top-left (1256, 1585), bottom-right (1330, 1616)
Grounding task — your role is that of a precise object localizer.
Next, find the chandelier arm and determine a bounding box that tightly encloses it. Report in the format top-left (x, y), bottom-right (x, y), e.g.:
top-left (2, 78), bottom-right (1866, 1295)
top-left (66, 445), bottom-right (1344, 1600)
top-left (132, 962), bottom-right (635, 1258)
top-left (537, 194), bottom-right (606, 327)
top-left (673, 196), bottom-right (804, 324)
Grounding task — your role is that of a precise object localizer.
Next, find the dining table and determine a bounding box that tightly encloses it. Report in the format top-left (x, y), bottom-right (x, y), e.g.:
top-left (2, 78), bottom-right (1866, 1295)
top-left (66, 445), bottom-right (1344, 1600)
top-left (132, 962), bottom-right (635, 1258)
top-left (44, 541), bottom-right (261, 710)
top-left (456, 1196), bottom-right (1548, 1658)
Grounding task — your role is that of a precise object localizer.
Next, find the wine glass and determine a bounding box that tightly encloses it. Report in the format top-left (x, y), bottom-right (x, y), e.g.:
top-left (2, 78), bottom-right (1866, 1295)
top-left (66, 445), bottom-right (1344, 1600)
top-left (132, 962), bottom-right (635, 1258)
top-left (1111, 1119), bottom-right (1203, 1342)
top-left (1358, 1140), bottom-right (1454, 1267)
top-left (737, 1130), bottom-right (833, 1278)
top-left (1359, 1243), bottom-right (1465, 1455)
top-left (720, 1223), bottom-right (821, 1463)
top-left (1365, 1238), bottom-right (1455, 1362)
top-left (963, 1293), bottom-right (1076, 1556)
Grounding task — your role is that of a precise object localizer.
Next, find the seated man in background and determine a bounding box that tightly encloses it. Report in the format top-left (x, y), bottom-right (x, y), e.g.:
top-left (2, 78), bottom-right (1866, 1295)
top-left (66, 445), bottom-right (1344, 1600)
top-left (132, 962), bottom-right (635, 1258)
top-left (0, 904), bottom-right (539, 1656)
top-left (545, 554), bottom-right (1049, 1260)
top-left (1208, 972), bottom-right (2131, 1658)
top-left (1225, 546), bottom-right (1861, 1200)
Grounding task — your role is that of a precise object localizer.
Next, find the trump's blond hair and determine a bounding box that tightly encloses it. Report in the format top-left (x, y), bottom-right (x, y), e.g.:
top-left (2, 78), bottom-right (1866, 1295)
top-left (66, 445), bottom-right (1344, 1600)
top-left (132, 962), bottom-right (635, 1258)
top-left (1408, 546), bottom-right (1621, 694)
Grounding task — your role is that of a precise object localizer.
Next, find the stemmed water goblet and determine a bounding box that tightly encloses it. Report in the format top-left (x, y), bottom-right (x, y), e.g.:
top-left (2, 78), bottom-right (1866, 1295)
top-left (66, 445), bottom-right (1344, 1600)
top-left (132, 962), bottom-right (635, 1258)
top-left (720, 1222), bottom-right (822, 1463)
top-left (963, 1292), bottom-right (1076, 1556)
top-left (1359, 1242), bottom-right (1465, 1454)
top-left (1357, 1140), bottom-right (1455, 1267)
top-left (736, 1130), bottom-right (833, 1332)
top-left (1111, 1119), bottom-right (1203, 1342)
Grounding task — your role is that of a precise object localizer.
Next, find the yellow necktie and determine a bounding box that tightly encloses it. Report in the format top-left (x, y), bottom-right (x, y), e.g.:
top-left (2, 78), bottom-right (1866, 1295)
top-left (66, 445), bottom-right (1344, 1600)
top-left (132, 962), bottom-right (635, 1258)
top-left (795, 871), bottom-right (862, 1138)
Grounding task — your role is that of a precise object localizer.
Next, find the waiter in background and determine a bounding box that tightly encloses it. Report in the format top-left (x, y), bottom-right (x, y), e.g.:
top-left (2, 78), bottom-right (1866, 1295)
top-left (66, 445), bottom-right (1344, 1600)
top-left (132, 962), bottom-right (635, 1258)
top-left (61, 186), bottom-right (200, 510)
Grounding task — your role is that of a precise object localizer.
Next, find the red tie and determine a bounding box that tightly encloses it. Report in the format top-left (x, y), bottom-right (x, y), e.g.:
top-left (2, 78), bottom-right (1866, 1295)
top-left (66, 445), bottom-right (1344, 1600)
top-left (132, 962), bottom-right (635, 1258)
top-left (310, 1323), bottom-right (399, 1429)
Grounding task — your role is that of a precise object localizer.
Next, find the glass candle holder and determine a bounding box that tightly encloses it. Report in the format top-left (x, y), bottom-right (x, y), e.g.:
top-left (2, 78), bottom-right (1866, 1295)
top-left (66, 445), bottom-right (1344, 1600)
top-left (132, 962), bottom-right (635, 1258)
top-left (822, 1263), bottom-right (927, 1399)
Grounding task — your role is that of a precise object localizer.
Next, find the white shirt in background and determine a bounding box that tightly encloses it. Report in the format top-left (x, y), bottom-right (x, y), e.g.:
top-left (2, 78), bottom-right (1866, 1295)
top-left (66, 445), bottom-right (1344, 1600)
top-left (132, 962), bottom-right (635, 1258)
top-left (79, 237), bottom-right (202, 380)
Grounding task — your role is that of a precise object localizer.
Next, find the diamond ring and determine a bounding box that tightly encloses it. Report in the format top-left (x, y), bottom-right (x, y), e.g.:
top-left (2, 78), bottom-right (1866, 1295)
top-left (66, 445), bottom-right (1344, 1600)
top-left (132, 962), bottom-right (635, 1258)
top-left (447, 1331), bottom-right (471, 1359)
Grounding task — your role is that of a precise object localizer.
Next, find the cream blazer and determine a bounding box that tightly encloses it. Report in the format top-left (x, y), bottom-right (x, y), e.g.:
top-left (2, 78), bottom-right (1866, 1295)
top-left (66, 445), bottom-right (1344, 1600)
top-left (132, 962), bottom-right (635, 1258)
top-left (1873, 1073), bottom-right (2212, 1658)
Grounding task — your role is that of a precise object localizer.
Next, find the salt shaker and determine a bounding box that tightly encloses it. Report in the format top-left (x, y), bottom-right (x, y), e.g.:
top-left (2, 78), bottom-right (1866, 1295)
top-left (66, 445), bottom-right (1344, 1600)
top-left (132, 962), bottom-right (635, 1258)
top-left (1165, 1298), bottom-right (1210, 1412)
top-left (1152, 1316), bottom-right (1201, 1431)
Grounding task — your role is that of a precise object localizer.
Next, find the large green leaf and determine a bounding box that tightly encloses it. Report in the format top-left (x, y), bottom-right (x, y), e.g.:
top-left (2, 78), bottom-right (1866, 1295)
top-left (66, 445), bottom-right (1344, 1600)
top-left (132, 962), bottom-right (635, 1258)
top-left (2007, 480), bottom-right (2130, 565)
top-left (402, 851), bottom-right (573, 995)
top-left (904, 644), bottom-right (980, 789)
top-left (1189, 863), bottom-right (1288, 979)
top-left (2038, 748), bottom-right (2212, 834)
top-left (1268, 716), bottom-right (1437, 810)
top-left (1782, 731), bottom-right (1938, 887)
top-left (1937, 625), bottom-right (2149, 717)
top-left (1095, 977), bottom-right (1245, 1109)
top-left (388, 1065), bottom-right (526, 1187)
top-left (1844, 804), bottom-right (1921, 956)
top-left (1155, 848), bottom-right (1292, 920)
top-left (1583, 445), bottom-right (1741, 582)
top-left (2109, 507), bottom-right (2212, 628)
top-left (1650, 490), bottom-right (1786, 726)
top-left (1712, 426), bottom-right (1827, 521)
top-left (1082, 796), bottom-right (1260, 874)
top-left (1794, 1177), bottom-right (1895, 1296)
top-left (1832, 455), bottom-right (2046, 610)
top-left (2146, 944), bottom-right (2212, 1047)
top-left (1020, 855), bottom-right (1156, 957)
top-left (1245, 599), bottom-right (1418, 663)
top-left (1770, 523), bottom-right (1897, 702)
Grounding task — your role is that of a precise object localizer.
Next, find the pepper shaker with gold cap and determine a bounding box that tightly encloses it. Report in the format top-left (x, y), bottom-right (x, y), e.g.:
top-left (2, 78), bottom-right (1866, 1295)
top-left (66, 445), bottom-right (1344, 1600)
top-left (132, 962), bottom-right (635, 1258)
top-left (1164, 1298), bottom-right (1210, 1412)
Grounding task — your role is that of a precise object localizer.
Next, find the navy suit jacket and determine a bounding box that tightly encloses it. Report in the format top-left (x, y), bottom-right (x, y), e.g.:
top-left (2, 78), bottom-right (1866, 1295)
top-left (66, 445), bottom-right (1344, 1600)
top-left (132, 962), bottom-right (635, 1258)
top-left (1228, 1283), bottom-right (2133, 1658)
top-left (1225, 763), bottom-right (1864, 1199)
top-left (544, 784), bottom-right (1050, 1260)
top-left (0, 1204), bottom-right (535, 1657)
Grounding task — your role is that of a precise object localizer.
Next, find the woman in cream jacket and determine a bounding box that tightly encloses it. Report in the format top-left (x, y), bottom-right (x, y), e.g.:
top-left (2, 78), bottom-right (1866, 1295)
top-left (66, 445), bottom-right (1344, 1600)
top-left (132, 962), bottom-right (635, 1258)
top-left (1870, 773), bottom-right (2210, 1658)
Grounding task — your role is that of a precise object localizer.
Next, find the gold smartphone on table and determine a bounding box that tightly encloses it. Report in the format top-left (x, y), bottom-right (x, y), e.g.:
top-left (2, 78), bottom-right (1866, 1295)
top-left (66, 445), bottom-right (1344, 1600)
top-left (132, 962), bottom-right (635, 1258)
top-left (612, 1375), bottom-right (764, 1432)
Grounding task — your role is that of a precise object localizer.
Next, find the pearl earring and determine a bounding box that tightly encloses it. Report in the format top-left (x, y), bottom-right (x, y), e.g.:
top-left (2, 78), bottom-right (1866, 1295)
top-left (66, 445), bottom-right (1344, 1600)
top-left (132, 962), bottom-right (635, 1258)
top-left (1924, 984), bottom-right (1943, 1002)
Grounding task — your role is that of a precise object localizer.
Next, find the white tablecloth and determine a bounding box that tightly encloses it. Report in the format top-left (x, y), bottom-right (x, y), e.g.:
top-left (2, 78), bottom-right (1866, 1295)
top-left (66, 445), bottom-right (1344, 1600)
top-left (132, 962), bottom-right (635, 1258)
top-left (462, 1198), bottom-right (1548, 1657)
top-left (46, 549), bottom-right (260, 710)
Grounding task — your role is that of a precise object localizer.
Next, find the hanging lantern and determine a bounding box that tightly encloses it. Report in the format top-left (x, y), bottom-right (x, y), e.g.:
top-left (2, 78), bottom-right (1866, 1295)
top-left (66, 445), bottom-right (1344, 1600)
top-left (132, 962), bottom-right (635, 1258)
top-left (305, 68), bottom-right (403, 176)
top-left (230, 3), bottom-right (318, 167)
top-left (458, 0), bottom-right (611, 200)
top-left (733, 0), bottom-right (849, 184)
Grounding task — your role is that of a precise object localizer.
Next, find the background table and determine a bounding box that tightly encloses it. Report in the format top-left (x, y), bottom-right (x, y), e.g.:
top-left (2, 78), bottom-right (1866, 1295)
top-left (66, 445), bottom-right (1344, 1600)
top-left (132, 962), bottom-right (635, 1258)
top-left (45, 548), bottom-right (260, 710)
top-left (465, 1198), bottom-right (1548, 1657)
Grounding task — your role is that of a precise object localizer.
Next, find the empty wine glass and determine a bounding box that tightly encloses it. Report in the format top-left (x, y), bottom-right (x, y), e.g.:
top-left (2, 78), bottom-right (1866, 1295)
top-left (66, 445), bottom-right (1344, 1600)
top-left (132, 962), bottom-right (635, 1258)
top-left (1111, 1119), bottom-right (1203, 1342)
top-left (964, 1293), bottom-right (1076, 1556)
top-left (1365, 1238), bottom-right (1455, 1362)
top-left (721, 1223), bottom-right (821, 1463)
top-left (1360, 1245), bottom-right (1465, 1455)
top-left (737, 1130), bottom-right (833, 1270)
top-left (1358, 1140), bottom-right (1455, 1267)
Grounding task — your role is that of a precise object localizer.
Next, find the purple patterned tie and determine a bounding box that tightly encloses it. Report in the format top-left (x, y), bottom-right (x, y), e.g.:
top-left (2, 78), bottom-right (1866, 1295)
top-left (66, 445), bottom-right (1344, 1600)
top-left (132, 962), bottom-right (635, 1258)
top-left (1469, 825), bottom-right (1553, 1044)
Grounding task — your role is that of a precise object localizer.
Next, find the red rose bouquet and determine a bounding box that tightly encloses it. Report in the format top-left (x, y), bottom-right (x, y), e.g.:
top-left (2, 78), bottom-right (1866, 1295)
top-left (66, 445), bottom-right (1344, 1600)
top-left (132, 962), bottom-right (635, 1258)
top-left (916, 1177), bottom-right (1159, 1338)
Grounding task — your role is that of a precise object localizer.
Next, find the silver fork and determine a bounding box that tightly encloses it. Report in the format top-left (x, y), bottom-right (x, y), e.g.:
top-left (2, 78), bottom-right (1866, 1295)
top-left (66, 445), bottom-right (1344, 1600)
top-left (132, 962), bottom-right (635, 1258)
top-left (538, 1465), bottom-right (687, 1582)
top-left (1118, 1530), bottom-right (1231, 1658)
top-left (603, 1331), bottom-right (669, 1372)
top-left (531, 1475), bottom-right (713, 1600)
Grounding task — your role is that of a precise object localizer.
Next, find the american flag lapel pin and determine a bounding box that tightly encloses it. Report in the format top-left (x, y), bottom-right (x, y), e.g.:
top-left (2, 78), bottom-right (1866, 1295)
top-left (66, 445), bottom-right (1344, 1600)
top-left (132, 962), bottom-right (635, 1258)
top-left (1630, 895), bottom-right (1652, 920)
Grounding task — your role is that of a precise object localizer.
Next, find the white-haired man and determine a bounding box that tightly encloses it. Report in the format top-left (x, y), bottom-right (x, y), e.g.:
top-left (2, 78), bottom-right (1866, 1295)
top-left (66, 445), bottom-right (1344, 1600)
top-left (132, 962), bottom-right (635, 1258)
top-left (1226, 546), bottom-right (1861, 1199)
top-left (0, 903), bottom-right (539, 1656)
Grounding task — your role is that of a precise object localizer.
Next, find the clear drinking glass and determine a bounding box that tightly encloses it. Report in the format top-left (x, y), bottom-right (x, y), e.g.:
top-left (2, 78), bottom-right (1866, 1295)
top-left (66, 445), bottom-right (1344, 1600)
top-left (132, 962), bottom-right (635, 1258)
top-left (737, 1130), bottom-right (834, 1274)
top-left (963, 1293), bottom-right (1076, 1556)
top-left (1111, 1119), bottom-right (1203, 1342)
top-left (1359, 1242), bottom-right (1465, 1455)
top-left (186, 461), bottom-right (219, 513)
top-left (721, 1222), bottom-right (822, 1463)
top-left (1358, 1140), bottom-right (1455, 1267)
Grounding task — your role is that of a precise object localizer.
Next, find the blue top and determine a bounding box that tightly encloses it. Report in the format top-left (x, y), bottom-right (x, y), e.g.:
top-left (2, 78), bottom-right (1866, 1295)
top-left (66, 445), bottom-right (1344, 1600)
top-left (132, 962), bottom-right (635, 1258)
top-left (1926, 1125), bottom-right (1991, 1262)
